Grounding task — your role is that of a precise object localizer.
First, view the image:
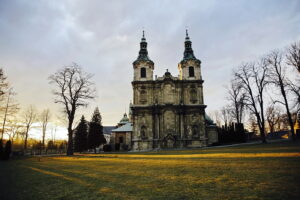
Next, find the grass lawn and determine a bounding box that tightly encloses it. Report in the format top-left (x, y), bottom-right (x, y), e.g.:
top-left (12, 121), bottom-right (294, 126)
top-left (1, 140), bottom-right (300, 200)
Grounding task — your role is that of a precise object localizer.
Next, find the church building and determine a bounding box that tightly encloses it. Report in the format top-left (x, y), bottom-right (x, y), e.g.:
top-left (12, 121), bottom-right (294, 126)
top-left (130, 30), bottom-right (218, 151)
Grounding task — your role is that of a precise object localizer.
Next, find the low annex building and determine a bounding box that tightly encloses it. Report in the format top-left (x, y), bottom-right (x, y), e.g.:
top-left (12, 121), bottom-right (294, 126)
top-left (110, 113), bottom-right (132, 151)
top-left (129, 31), bottom-right (218, 151)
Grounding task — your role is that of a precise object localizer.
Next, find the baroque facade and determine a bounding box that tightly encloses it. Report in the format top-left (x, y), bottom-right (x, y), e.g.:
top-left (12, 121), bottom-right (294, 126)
top-left (130, 31), bottom-right (218, 151)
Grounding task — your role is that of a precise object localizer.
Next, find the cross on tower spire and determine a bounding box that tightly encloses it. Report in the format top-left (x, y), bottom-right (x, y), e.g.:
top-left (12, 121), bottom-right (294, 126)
top-left (183, 29), bottom-right (195, 59)
top-left (133, 30), bottom-right (153, 65)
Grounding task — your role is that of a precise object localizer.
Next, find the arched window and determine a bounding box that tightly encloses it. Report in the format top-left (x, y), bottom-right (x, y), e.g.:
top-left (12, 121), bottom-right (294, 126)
top-left (141, 67), bottom-right (146, 78)
top-left (190, 89), bottom-right (197, 103)
top-left (189, 66), bottom-right (194, 77)
top-left (141, 125), bottom-right (147, 139)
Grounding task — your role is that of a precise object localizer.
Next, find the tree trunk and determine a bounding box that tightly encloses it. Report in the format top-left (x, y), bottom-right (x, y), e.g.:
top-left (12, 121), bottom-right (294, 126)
top-left (24, 126), bottom-right (29, 151)
top-left (260, 124), bottom-right (267, 143)
top-left (255, 112), bottom-right (267, 143)
top-left (66, 114), bottom-right (74, 156)
top-left (67, 127), bottom-right (73, 156)
top-left (1, 94), bottom-right (10, 140)
top-left (42, 131), bottom-right (45, 151)
top-left (280, 85), bottom-right (296, 140)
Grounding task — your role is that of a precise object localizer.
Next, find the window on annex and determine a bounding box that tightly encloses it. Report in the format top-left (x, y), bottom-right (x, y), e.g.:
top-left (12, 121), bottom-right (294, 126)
top-left (119, 136), bottom-right (124, 144)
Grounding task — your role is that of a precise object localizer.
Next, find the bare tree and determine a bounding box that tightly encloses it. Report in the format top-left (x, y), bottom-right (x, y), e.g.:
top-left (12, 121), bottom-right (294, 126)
top-left (220, 106), bottom-right (231, 126)
top-left (23, 105), bottom-right (37, 150)
top-left (49, 63), bottom-right (96, 155)
top-left (286, 41), bottom-right (300, 73)
top-left (213, 110), bottom-right (221, 127)
top-left (227, 79), bottom-right (246, 124)
top-left (266, 51), bottom-right (296, 140)
top-left (248, 115), bottom-right (259, 134)
top-left (234, 61), bottom-right (268, 143)
top-left (51, 126), bottom-right (57, 144)
top-left (266, 105), bottom-right (281, 134)
top-left (285, 42), bottom-right (300, 112)
top-left (1, 88), bottom-right (19, 140)
top-left (288, 81), bottom-right (300, 112)
top-left (0, 68), bottom-right (8, 99)
top-left (40, 109), bottom-right (51, 151)
top-left (6, 118), bottom-right (23, 146)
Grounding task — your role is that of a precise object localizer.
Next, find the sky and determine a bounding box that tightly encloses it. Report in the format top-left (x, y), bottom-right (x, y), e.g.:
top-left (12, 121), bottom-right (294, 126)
top-left (0, 0), bottom-right (300, 139)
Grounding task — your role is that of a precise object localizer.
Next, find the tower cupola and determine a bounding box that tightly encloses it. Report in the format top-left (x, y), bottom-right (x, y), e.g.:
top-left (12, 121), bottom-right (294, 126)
top-left (133, 30), bottom-right (154, 65)
top-left (178, 30), bottom-right (202, 80)
top-left (183, 29), bottom-right (196, 60)
top-left (133, 31), bottom-right (154, 81)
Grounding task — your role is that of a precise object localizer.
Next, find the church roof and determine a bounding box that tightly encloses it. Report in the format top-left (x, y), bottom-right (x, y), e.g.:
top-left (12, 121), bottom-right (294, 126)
top-left (112, 122), bottom-right (133, 132)
top-left (103, 126), bottom-right (116, 135)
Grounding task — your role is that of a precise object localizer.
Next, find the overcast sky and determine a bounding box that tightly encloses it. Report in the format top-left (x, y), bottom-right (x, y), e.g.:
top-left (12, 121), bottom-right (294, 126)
top-left (1, 0), bottom-right (300, 130)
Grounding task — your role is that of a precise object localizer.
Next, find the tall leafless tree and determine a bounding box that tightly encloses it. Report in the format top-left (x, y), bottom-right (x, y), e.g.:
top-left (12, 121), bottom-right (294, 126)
top-left (0, 68), bottom-right (8, 99)
top-left (40, 109), bottom-right (51, 151)
top-left (23, 105), bottom-right (37, 150)
top-left (220, 106), bottom-right (231, 126)
top-left (227, 79), bottom-right (246, 124)
top-left (266, 51), bottom-right (296, 140)
top-left (286, 41), bottom-right (300, 113)
top-left (288, 81), bottom-right (300, 112)
top-left (6, 117), bottom-right (23, 147)
top-left (248, 115), bottom-right (259, 134)
top-left (266, 105), bottom-right (281, 134)
top-left (234, 61), bottom-right (268, 143)
top-left (49, 63), bottom-right (96, 155)
top-left (1, 88), bottom-right (19, 140)
top-left (286, 41), bottom-right (300, 73)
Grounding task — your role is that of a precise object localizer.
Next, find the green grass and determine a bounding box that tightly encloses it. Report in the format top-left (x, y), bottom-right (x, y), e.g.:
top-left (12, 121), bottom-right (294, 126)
top-left (1, 141), bottom-right (300, 200)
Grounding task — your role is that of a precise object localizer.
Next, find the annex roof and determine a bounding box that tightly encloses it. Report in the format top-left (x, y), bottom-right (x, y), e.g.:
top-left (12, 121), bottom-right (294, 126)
top-left (103, 126), bottom-right (116, 134)
top-left (112, 122), bottom-right (133, 132)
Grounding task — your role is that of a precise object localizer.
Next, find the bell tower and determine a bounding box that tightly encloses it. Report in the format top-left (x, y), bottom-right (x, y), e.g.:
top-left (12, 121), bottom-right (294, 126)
top-left (133, 31), bottom-right (154, 81)
top-left (178, 30), bottom-right (202, 80)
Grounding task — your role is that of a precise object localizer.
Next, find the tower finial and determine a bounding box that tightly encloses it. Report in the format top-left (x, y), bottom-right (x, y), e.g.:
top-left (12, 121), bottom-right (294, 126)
top-left (142, 30), bottom-right (145, 38)
top-left (183, 28), bottom-right (196, 60)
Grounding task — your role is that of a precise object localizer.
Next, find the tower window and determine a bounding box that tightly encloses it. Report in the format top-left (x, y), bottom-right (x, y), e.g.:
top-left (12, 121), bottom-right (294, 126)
top-left (189, 66), bottom-right (195, 77)
top-left (141, 67), bottom-right (146, 78)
